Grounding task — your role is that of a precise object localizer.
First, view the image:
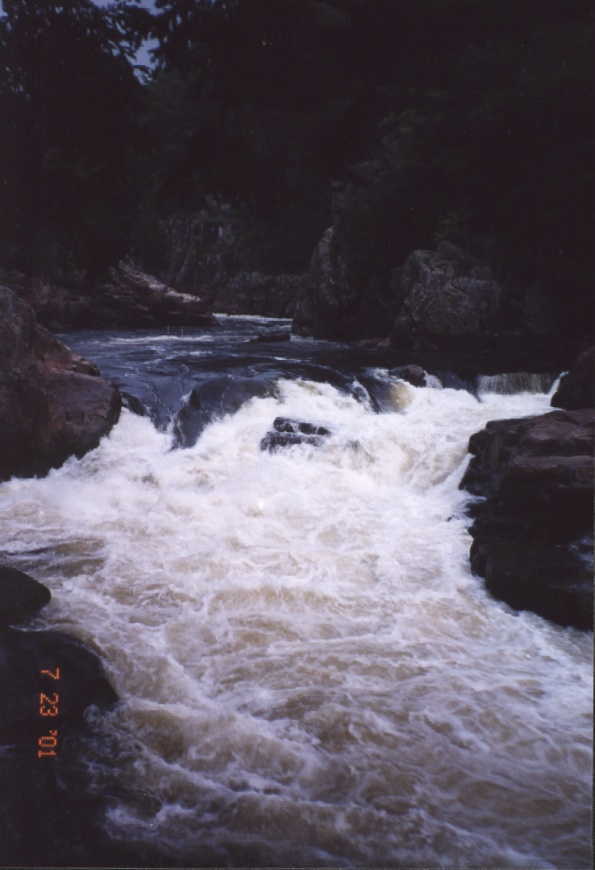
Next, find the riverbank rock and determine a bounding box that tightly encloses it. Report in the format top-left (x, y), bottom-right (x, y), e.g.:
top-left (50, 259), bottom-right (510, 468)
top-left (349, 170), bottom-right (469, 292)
top-left (0, 617), bottom-right (121, 865)
top-left (0, 286), bottom-right (121, 481)
top-left (0, 263), bottom-right (218, 329)
top-left (551, 346), bottom-right (595, 410)
top-left (0, 565), bottom-right (51, 626)
top-left (260, 417), bottom-right (331, 451)
top-left (460, 408), bottom-right (594, 629)
top-left (97, 261), bottom-right (217, 328)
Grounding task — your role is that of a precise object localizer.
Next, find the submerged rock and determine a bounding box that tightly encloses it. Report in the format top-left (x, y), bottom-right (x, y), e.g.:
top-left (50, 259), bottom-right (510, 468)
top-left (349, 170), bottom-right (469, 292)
top-left (0, 286), bottom-right (121, 481)
top-left (460, 408), bottom-right (594, 629)
top-left (260, 417), bottom-right (331, 451)
top-left (389, 364), bottom-right (427, 387)
top-left (551, 346), bottom-right (595, 410)
top-left (174, 375), bottom-right (277, 448)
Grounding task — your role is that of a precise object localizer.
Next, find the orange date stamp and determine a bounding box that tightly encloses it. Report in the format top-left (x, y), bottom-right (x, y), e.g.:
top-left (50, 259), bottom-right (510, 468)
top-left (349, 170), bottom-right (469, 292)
top-left (37, 666), bottom-right (61, 758)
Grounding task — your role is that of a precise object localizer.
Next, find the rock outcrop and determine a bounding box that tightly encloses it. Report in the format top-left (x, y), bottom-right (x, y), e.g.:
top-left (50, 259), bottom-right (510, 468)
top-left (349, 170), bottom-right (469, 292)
top-left (551, 346), bottom-right (595, 410)
top-left (460, 408), bottom-right (594, 630)
top-left (1, 263), bottom-right (217, 330)
top-left (392, 242), bottom-right (503, 346)
top-left (293, 226), bottom-right (395, 340)
top-left (0, 285), bottom-right (121, 481)
top-left (96, 262), bottom-right (217, 328)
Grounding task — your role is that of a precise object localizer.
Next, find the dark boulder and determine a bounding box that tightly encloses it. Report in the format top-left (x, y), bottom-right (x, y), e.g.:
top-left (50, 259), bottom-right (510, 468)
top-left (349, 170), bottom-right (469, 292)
top-left (392, 242), bottom-right (503, 347)
top-left (460, 408), bottom-right (594, 629)
top-left (389, 364), bottom-right (427, 387)
top-left (0, 286), bottom-right (121, 481)
top-left (260, 417), bottom-right (331, 451)
top-left (121, 391), bottom-right (147, 417)
top-left (0, 626), bottom-right (120, 866)
top-left (293, 226), bottom-right (395, 340)
top-left (98, 262), bottom-right (217, 328)
top-left (173, 375), bottom-right (277, 448)
top-left (551, 346), bottom-right (595, 410)
top-left (0, 565), bottom-right (51, 627)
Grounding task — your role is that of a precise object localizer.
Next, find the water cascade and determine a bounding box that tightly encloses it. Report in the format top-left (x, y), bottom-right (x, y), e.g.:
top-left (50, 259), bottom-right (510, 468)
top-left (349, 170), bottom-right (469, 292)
top-left (0, 319), bottom-right (590, 868)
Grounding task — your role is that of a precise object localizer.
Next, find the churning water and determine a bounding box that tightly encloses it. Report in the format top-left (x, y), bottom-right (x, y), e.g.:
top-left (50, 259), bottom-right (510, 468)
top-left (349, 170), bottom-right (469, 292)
top-left (0, 318), bottom-right (591, 868)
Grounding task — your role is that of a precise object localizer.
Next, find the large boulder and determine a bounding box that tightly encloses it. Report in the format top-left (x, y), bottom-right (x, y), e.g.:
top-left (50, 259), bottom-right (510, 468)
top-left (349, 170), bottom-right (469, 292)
top-left (551, 346), bottom-right (595, 410)
top-left (1, 263), bottom-right (218, 329)
top-left (98, 261), bottom-right (217, 328)
top-left (0, 286), bottom-right (121, 481)
top-left (392, 242), bottom-right (503, 345)
top-left (460, 408), bottom-right (594, 629)
top-left (293, 226), bottom-right (395, 340)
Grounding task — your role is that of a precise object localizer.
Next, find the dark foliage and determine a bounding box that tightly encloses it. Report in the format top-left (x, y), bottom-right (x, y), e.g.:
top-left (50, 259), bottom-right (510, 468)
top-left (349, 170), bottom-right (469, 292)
top-left (0, 0), bottom-right (592, 336)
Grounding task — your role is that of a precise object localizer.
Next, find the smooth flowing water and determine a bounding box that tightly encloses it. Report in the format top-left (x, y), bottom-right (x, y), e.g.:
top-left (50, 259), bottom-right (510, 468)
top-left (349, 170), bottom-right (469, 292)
top-left (0, 317), bottom-right (591, 868)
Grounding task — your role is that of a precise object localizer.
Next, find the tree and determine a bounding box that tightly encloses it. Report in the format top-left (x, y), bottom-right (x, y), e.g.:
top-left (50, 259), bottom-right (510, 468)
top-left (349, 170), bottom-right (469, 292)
top-left (0, 0), bottom-right (151, 279)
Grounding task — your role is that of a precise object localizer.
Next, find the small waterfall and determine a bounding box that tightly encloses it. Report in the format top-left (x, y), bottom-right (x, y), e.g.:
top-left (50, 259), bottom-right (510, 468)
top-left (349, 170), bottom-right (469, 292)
top-left (477, 371), bottom-right (556, 396)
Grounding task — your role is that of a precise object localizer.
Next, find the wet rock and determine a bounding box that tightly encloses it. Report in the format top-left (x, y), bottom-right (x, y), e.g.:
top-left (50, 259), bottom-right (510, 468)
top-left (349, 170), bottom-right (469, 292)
top-left (460, 408), bottom-right (594, 629)
top-left (121, 391), bottom-right (147, 416)
top-left (0, 626), bottom-right (119, 866)
top-left (551, 346), bottom-right (595, 410)
top-left (260, 417), bottom-right (331, 451)
top-left (0, 565), bottom-right (51, 627)
top-left (389, 364), bottom-right (427, 387)
top-left (174, 376), bottom-right (277, 448)
top-left (0, 286), bottom-right (121, 482)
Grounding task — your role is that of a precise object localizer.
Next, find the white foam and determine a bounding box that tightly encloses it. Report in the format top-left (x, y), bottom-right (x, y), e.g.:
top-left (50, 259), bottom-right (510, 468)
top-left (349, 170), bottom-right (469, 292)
top-left (0, 380), bottom-right (590, 867)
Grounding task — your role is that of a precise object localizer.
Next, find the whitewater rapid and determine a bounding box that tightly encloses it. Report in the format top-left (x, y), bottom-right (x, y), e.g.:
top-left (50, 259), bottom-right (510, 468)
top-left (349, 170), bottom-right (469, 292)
top-left (0, 337), bottom-right (591, 867)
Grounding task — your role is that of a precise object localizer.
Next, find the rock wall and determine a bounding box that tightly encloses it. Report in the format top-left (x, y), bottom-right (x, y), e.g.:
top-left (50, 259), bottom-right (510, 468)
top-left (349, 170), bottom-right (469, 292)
top-left (460, 403), bottom-right (594, 630)
top-left (0, 285), bottom-right (121, 481)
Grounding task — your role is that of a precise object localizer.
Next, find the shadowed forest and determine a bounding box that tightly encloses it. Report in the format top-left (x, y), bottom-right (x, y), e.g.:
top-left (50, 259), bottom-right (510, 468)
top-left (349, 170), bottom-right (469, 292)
top-left (0, 0), bottom-right (592, 338)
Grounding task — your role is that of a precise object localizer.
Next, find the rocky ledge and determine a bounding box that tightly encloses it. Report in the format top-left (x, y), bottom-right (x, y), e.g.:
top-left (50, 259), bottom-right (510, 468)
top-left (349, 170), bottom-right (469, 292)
top-left (0, 285), bottom-right (121, 482)
top-left (2, 262), bottom-right (218, 330)
top-left (460, 351), bottom-right (594, 630)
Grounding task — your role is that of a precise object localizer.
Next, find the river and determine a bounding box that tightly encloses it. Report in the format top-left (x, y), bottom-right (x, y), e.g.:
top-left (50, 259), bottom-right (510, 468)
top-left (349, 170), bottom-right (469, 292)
top-left (0, 316), bottom-right (591, 868)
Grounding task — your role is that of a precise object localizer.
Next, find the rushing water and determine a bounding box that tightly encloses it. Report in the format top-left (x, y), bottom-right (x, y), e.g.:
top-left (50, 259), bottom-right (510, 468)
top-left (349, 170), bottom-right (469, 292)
top-left (0, 317), bottom-right (591, 868)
